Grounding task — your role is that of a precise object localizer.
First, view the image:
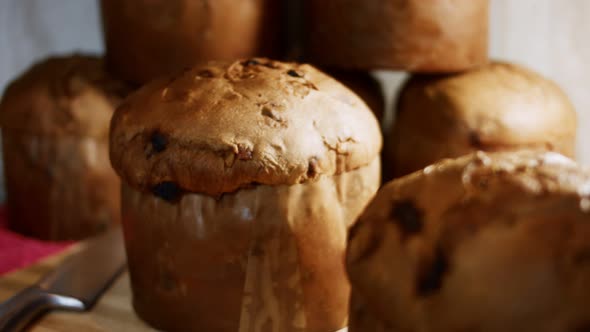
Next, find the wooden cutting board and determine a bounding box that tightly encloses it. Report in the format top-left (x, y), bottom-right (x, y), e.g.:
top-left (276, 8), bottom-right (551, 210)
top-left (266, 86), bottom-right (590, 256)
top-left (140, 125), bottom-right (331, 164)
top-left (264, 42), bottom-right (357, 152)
top-left (0, 247), bottom-right (156, 331)
top-left (0, 248), bottom-right (349, 332)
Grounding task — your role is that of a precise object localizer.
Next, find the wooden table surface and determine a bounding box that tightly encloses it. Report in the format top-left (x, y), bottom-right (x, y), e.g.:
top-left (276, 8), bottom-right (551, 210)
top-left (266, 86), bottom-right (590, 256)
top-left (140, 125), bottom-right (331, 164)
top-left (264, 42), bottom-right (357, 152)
top-left (0, 249), bottom-right (349, 332)
top-left (0, 247), bottom-right (156, 331)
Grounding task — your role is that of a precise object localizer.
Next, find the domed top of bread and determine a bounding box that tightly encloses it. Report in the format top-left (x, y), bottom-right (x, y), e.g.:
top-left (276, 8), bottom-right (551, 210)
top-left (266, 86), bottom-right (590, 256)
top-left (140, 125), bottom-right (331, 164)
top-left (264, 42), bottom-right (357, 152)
top-left (0, 55), bottom-right (129, 138)
top-left (110, 58), bottom-right (382, 196)
top-left (348, 150), bottom-right (590, 332)
top-left (389, 62), bottom-right (577, 177)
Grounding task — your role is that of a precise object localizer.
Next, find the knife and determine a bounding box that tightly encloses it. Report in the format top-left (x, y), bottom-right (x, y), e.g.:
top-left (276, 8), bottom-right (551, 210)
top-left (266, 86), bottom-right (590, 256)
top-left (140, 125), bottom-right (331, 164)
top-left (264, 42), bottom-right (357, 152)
top-left (0, 227), bottom-right (126, 332)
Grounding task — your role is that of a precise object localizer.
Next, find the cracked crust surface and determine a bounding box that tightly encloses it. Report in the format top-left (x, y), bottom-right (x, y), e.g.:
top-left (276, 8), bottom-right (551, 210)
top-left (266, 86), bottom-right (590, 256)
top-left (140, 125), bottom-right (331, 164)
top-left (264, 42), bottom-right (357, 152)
top-left (347, 150), bottom-right (590, 332)
top-left (110, 58), bottom-right (382, 196)
top-left (0, 55), bottom-right (130, 138)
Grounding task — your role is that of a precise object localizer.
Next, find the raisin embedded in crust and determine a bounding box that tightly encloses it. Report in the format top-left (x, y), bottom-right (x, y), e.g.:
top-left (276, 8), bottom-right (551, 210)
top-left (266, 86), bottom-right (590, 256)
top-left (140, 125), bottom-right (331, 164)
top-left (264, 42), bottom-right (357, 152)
top-left (416, 246), bottom-right (449, 297)
top-left (152, 182), bottom-right (183, 202)
top-left (390, 200), bottom-right (424, 238)
top-left (150, 130), bottom-right (168, 153)
top-left (287, 69), bottom-right (302, 78)
top-left (242, 59), bottom-right (260, 66)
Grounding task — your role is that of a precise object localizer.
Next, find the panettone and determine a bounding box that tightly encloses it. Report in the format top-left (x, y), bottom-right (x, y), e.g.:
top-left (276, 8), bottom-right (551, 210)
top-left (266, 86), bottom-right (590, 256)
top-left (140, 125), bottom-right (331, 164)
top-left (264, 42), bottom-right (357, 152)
top-left (110, 58), bottom-right (382, 331)
top-left (0, 55), bottom-right (129, 240)
top-left (348, 150), bottom-right (590, 332)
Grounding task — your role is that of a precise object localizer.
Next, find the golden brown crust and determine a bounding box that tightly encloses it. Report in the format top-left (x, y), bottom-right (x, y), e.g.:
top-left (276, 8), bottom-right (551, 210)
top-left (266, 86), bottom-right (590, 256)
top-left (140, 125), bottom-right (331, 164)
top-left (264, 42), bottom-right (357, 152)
top-left (347, 150), bottom-right (590, 332)
top-left (387, 62), bottom-right (577, 178)
top-left (110, 58), bottom-right (382, 196)
top-left (0, 55), bottom-right (130, 138)
top-left (100, 0), bottom-right (284, 83)
top-left (304, 0), bottom-right (489, 71)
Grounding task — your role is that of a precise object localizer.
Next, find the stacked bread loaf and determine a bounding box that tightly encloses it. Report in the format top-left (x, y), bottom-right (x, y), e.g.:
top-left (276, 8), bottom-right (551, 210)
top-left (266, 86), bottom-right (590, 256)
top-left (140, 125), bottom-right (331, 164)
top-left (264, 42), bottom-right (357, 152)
top-left (384, 61), bottom-right (577, 180)
top-left (303, 0), bottom-right (489, 72)
top-left (355, 0), bottom-right (577, 180)
top-left (0, 55), bottom-right (130, 240)
top-left (100, 0), bottom-right (284, 84)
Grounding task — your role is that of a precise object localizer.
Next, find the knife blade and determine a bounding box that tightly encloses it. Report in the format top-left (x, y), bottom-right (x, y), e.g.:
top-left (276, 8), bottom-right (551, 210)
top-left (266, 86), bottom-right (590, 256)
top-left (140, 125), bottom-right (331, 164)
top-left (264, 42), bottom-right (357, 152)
top-left (0, 226), bottom-right (126, 332)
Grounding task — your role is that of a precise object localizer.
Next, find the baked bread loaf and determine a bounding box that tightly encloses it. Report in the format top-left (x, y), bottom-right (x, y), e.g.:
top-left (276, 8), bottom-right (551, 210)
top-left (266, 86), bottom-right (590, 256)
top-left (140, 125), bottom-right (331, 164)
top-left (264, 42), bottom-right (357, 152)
top-left (329, 71), bottom-right (385, 122)
top-left (386, 62), bottom-right (577, 179)
top-left (100, 0), bottom-right (283, 83)
top-left (110, 58), bottom-right (382, 331)
top-left (304, 0), bottom-right (489, 71)
top-left (0, 55), bottom-right (129, 241)
top-left (347, 150), bottom-right (590, 332)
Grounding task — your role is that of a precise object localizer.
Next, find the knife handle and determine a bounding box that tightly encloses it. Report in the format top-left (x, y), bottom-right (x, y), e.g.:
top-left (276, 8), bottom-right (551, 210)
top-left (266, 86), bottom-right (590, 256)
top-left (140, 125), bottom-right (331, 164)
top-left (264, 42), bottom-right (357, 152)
top-left (0, 286), bottom-right (85, 332)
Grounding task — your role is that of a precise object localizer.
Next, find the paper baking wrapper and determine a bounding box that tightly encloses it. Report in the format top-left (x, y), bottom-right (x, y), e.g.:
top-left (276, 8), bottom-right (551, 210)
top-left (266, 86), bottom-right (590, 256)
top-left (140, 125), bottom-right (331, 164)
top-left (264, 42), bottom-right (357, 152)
top-left (2, 130), bottom-right (120, 240)
top-left (121, 158), bottom-right (380, 332)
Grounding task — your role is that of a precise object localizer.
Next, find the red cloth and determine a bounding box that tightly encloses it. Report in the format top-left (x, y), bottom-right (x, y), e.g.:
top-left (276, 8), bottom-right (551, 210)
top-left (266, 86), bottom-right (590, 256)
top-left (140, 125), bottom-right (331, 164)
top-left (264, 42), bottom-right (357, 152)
top-left (0, 207), bottom-right (72, 276)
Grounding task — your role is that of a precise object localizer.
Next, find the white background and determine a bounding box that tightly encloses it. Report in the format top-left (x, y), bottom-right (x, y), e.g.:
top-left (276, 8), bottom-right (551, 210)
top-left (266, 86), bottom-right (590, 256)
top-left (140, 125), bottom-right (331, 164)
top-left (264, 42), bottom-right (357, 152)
top-left (0, 0), bottom-right (589, 200)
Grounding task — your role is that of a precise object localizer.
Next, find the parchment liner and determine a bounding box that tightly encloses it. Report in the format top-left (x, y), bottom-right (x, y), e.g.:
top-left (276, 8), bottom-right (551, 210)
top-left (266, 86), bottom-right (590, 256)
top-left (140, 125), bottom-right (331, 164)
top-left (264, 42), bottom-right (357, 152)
top-left (121, 158), bottom-right (379, 332)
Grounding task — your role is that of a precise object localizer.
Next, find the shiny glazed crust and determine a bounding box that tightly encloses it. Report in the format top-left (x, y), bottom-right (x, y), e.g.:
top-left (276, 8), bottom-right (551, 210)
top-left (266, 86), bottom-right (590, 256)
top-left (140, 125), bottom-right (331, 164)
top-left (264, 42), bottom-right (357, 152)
top-left (304, 0), bottom-right (489, 71)
top-left (100, 0), bottom-right (283, 83)
top-left (110, 59), bottom-right (382, 196)
top-left (122, 159), bottom-right (380, 332)
top-left (2, 131), bottom-right (120, 240)
top-left (347, 150), bottom-right (590, 332)
top-left (386, 62), bottom-right (577, 178)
